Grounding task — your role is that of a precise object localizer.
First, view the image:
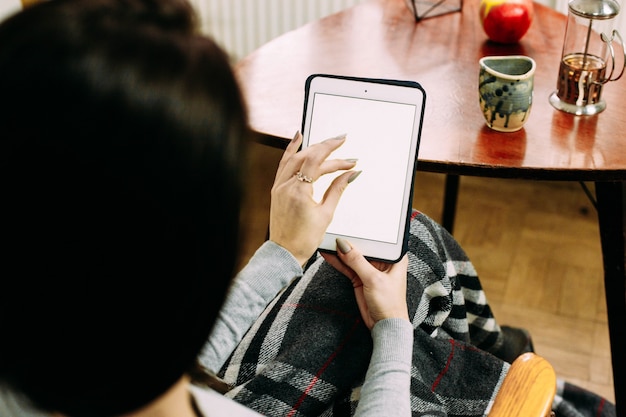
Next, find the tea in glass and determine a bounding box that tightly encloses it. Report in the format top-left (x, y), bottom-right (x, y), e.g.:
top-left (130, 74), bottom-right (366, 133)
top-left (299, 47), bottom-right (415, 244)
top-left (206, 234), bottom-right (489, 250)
top-left (549, 0), bottom-right (624, 115)
top-left (555, 53), bottom-right (606, 108)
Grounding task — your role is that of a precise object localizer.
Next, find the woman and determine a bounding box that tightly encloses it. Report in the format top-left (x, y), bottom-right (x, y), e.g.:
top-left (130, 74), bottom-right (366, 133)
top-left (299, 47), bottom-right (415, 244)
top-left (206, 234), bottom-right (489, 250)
top-left (0, 0), bottom-right (414, 415)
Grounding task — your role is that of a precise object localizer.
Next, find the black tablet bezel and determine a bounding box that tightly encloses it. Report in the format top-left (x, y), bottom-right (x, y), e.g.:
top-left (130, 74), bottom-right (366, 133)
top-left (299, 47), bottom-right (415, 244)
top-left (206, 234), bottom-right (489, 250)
top-left (301, 74), bottom-right (426, 263)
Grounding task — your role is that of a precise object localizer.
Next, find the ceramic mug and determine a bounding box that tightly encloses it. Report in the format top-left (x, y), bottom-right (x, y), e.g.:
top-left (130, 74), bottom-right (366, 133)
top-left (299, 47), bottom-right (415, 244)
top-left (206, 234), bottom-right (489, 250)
top-left (478, 55), bottom-right (536, 132)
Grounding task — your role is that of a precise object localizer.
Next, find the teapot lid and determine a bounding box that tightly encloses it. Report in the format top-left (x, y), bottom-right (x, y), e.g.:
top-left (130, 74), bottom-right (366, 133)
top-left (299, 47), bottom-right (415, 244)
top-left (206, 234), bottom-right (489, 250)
top-left (569, 0), bottom-right (620, 19)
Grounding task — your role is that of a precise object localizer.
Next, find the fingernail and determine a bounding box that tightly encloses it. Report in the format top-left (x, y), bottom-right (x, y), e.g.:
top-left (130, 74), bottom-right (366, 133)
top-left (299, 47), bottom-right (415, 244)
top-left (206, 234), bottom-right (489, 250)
top-left (336, 238), bottom-right (352, 254)
top-left (347, 170), bottom-right (362, 184)
top-left (344, 158), bottom-right (358, 163)
top-left (323, 133), bottom-right (347, 142)
top-left (292, 131), bottom-right (301, 140)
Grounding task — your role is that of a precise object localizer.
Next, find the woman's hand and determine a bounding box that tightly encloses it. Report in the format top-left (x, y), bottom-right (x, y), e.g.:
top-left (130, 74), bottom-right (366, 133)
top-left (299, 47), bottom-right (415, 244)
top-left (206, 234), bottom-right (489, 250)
top-left (269, 131), bottom-right (360, 267)
top-left (321, 239), bottom-right (409, 330)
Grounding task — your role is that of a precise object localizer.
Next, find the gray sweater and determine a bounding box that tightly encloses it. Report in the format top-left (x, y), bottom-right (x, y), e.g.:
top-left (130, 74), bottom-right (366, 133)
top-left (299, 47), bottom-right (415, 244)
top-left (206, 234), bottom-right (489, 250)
top-left (200, 241), bottom-right (413, 416)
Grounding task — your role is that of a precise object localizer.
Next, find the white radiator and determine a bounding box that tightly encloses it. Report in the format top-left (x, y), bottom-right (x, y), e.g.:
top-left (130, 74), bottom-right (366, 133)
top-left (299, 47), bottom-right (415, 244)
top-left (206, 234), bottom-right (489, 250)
top-left (189, 0), bottom-right (364, 60)
top-left (190, 0), bottom-right (626, 64)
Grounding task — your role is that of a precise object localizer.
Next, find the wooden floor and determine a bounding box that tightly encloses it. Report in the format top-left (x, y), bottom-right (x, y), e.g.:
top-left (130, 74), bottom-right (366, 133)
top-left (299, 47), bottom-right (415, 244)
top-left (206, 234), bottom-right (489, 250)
top-left (239, 141), bottom-right (615, 404)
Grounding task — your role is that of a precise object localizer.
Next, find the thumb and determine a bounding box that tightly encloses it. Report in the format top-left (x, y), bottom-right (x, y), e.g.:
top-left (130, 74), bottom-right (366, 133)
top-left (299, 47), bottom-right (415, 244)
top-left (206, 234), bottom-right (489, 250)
top-left (335, 237), bottom-right (377, 282)
top-left (319, 170), bottom-right (362, 214)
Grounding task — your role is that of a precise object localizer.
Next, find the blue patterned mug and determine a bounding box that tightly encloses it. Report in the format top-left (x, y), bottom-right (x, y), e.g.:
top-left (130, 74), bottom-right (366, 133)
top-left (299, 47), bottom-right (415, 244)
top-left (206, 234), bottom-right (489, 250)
top-left (479, 55), bottom-right (536, 132)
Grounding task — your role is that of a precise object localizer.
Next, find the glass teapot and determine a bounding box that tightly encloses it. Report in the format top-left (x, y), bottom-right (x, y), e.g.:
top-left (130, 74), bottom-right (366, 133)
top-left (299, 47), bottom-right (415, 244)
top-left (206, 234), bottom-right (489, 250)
top-left (549, 0), bottom-right (625, 115)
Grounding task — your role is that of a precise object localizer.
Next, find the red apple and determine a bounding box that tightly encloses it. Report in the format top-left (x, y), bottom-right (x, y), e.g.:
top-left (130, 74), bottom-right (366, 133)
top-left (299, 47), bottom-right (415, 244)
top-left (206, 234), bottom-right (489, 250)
top-left (479, 0), bottom-right (534, 44)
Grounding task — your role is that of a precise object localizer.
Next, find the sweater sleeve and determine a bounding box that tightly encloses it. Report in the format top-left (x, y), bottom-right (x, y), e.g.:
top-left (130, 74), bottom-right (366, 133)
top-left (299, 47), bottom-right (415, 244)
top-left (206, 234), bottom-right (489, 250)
top-left (198, 241), bottom-right (303, 372)
top-left (0, 0), bottom-right (21, 23)
top-left (354, 318), bottom-right (413, 417)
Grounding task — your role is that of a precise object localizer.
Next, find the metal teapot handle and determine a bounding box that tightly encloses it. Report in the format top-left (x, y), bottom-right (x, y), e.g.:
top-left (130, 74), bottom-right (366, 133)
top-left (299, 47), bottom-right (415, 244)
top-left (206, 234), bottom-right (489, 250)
top-left (600, 29), bottom-right (625, 82)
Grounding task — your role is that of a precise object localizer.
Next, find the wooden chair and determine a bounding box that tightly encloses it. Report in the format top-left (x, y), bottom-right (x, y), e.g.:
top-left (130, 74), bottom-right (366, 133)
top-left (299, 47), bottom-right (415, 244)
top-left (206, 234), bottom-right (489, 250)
top-left (490, 352), bottom-right (557, 417)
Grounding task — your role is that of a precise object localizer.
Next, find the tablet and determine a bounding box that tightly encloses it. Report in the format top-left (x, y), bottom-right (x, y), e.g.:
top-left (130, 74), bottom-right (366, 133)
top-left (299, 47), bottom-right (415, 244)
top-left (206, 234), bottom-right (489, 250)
top-left (301, 74), bottom-right (426, 263)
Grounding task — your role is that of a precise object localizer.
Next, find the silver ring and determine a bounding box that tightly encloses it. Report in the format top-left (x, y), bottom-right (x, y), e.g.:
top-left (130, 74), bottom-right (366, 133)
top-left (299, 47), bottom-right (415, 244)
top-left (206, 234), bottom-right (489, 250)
top-left (295, 171), bottom-right (313, 183)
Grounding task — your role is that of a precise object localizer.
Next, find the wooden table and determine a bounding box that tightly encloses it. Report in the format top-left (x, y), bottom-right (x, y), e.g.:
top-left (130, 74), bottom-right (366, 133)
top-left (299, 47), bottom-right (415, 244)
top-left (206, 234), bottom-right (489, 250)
top-left (234, 0), bottom-right (626, 412)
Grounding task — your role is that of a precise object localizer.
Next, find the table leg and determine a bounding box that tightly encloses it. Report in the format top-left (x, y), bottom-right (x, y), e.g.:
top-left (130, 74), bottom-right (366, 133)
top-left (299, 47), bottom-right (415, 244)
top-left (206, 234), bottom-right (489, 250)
top-left (443, 174), bottom-right (460, 234)
top-left (595, 181), bottom-right (626, 416)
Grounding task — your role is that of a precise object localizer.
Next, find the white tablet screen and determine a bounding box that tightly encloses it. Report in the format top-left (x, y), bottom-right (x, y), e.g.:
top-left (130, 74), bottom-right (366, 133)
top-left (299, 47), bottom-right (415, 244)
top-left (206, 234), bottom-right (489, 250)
top-left (307, 93), bottom-right (417, 244)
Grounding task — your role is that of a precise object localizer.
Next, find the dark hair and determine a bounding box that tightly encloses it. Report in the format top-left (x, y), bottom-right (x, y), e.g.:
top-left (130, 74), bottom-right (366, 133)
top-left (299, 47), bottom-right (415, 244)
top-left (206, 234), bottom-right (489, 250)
top-left (0, 0), bottom-right (249, 416)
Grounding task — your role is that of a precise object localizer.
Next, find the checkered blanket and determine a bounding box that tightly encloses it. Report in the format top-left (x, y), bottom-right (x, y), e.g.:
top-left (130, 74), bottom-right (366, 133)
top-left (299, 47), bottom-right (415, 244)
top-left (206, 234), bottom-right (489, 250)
top-left (217, 211), bottom-right (616, 417)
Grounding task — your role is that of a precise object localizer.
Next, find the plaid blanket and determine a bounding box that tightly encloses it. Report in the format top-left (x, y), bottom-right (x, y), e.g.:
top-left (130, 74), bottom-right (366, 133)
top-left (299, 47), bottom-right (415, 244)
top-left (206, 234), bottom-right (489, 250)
top-left (217, 210), bottom-right (616, 417)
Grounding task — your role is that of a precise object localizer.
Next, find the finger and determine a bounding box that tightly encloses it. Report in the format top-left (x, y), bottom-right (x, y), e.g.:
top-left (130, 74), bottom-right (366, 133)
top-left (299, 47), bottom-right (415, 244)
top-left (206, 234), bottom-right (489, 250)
top-left (318, 170), bottom-right (362, 217)
top-left (278, 134), bottom-right (347, 186)
top-left (290, 158), bottom-right (357, 193)
top-left (390, 254), bottom-right (409, 274)
top-left (323, 248), bottom-right (376, 328)
top-left (334, 239), bottom-right (382, 285)
top-left (321, 252), bottom-right (370, 327)
top-left (275, 131), bottom-right (303, 182)
top-left (370, 260), bottom-right (393, 272)
top-left (317, 158), bottom-right (358, 178)
top-left (297, 134), bottom-right (347, 182)
top-left (321, 252), bottom-right (357, 282)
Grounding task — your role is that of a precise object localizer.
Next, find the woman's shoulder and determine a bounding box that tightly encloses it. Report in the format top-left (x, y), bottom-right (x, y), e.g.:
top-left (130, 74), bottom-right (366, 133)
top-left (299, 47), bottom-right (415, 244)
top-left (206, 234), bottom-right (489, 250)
top-left (0, 382), bottom-right (52, 417)
top-left (0, 0), bottom-right (21, 23)
top-left (189, 384), bottom-right (264, 416)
